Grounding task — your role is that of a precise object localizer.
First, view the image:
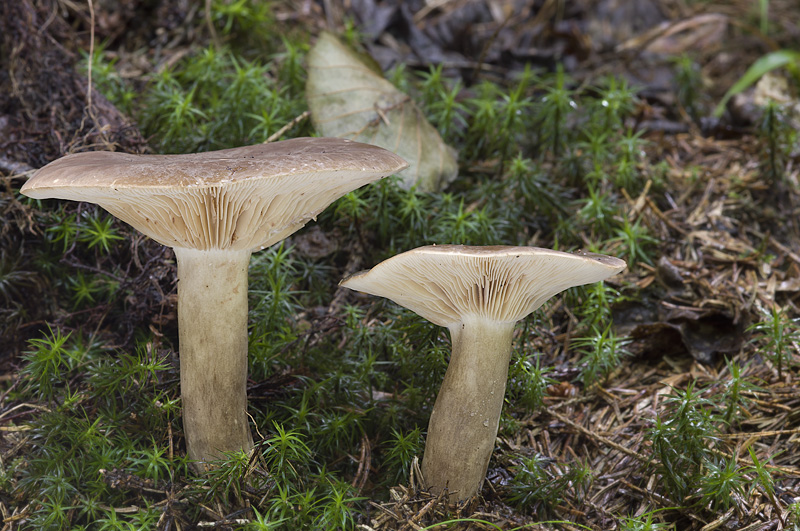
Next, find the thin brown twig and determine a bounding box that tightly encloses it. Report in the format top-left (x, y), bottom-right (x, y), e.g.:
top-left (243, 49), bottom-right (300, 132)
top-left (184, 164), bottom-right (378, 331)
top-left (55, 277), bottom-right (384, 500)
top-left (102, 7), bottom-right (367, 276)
top-left (0, 402), bottom-right (52, 422)
top-left (205, 0), bottom-right (220, 49)
top-left (86, 0), bottom-right (94, 112)
top-left (351, 433), bottom-right (372, 493)
top-left (545, 408), bottom-right (656, 466)
top-left (264, 111), bottom-right (311, 143)
top-left (718, 428), bottom-right (800, 439)
top-left (0, 156), bottom-right (35, 178)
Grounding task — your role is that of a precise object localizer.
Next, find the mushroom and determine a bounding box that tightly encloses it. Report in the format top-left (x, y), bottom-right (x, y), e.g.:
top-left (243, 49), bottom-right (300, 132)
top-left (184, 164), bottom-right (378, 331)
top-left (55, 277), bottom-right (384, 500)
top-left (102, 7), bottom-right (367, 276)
top-left (21, 137), bottom-right (408, 471)
top-left (340, 245), bottom-right (626, 501)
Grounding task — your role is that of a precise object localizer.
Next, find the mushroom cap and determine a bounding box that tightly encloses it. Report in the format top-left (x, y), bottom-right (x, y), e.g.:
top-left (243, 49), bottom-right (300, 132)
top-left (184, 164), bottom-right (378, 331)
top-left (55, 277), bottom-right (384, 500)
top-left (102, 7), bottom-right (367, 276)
top-left (340, 245), bottom-right (626, 327)
top-left (20, 137), bottom-right (408, 252)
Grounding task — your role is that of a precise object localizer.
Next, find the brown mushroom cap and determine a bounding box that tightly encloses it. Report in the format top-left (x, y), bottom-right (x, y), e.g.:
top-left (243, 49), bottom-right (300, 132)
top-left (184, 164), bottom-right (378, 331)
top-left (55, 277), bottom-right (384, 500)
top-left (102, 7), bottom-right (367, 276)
top-left (340, 245), bottom-right (627, 327)
top-left (21, 137), bottom-right (408, 252)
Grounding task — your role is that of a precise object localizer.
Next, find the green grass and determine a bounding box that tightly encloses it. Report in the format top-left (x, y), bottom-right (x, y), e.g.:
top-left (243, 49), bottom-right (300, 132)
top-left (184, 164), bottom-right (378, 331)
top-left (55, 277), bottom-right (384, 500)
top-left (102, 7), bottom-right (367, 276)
top-left (506, 454), bottom-right (592, 517)
top-left (747, 306), bottom-right (799, 378)
top-left (573, 323), bottom-right (631, 387)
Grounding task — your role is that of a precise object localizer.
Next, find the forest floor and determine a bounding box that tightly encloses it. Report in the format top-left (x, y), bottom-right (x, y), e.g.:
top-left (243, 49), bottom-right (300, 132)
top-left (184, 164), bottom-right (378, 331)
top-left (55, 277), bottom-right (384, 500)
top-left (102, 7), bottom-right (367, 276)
top-left (1, 0), bottom-right (800, 529)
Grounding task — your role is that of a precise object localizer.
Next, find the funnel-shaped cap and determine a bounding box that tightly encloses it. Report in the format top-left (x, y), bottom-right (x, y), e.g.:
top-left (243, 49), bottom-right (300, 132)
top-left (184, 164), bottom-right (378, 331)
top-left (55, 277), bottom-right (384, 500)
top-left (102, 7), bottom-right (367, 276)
top-left (341, 245), bottom-right (626, 327)
top-left (21, 137), bottom-right (408, 252)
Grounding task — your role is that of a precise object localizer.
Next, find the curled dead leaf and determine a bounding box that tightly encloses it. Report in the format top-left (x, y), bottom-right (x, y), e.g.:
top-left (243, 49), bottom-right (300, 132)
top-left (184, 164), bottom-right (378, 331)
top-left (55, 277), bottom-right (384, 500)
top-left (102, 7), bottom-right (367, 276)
top-left (306, 32), bottom-right (459, 192)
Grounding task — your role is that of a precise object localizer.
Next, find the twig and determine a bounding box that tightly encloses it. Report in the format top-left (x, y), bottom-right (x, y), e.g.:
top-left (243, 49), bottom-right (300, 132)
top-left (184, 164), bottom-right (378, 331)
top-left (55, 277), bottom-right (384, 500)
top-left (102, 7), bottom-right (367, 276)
top-left (0, 156), bottom-right (35, 178)
top-left (0, 502), bottom-right (31, 528)
top-left (197, 519), bottom-right (249, 528)
top-left (545, 408), bottom-right (656, 466)
top-left (0, 425), bottom-right (32, 432)
top-left (645, 196), bottom-right (688, 235)
top-left (699, 507), bottom-right (736, 531)
top-left (81, 0), bottom-right (104, 144)
top-left (0, 402), bottom-right (52, 421)
top-left (98, 504), bottom-right (140, 514)
top-left (264, 111), bottom-right (311, 144)
top-left (205, 0), bottom-right (220, 49)
top-left (718, 428), bottom-right (800, 439)
top-left (351, 433), bottom-right (372, 493)
top-left (86, 0), bottom-right (95, 112)
top-left (404, 497), bottom-right (438, 531)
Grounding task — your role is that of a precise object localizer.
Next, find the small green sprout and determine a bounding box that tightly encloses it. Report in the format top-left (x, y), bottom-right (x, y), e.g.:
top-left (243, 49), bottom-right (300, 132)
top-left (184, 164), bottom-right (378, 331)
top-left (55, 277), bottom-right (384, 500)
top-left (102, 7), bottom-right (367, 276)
top-left (747, 306), bottom-right (799, 378)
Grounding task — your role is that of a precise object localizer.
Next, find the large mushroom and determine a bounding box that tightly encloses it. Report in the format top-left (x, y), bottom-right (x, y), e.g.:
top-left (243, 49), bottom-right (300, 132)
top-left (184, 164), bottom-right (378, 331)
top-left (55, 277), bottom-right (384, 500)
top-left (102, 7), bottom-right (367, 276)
top-left (340, 245), bottom-right (626, 501)
top-left (21, 137), bottom-right (407, 471)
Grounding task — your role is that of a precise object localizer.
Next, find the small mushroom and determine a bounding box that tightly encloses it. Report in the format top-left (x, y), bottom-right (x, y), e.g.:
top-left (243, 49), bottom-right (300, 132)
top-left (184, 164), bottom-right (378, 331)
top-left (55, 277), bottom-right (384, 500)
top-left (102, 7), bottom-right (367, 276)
top-left (340, 245), bottom-right (625, 501)
top-left (21, 137), bottom-right (407, 471)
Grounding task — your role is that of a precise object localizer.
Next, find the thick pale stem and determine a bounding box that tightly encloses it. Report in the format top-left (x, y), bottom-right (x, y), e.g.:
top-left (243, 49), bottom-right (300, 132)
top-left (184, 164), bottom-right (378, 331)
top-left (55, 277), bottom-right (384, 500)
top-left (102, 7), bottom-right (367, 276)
top-left (421, 318), bottom-right (514, 502)
top-left (174, 247), bottom-right (254, 471)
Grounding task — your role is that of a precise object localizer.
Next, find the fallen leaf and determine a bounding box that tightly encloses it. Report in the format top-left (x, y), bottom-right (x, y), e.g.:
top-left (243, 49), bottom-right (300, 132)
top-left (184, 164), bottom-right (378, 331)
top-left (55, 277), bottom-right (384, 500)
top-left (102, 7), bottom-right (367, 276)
top-left (306, 32), bottom-right (459, 192)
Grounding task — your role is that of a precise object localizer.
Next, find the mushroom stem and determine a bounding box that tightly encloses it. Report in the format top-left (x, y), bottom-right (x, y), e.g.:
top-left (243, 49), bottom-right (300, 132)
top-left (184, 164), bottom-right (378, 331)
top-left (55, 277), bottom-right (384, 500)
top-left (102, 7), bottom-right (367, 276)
top-left (422, 317), bottom-right (514, 501)
top-left (175, 247), bottom-right (255, 470)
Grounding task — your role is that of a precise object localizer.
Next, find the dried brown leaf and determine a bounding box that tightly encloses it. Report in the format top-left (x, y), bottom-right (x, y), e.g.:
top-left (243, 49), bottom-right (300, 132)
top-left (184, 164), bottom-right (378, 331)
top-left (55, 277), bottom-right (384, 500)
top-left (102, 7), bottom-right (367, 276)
top-left (306, 32), bottom-right (458, 192)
